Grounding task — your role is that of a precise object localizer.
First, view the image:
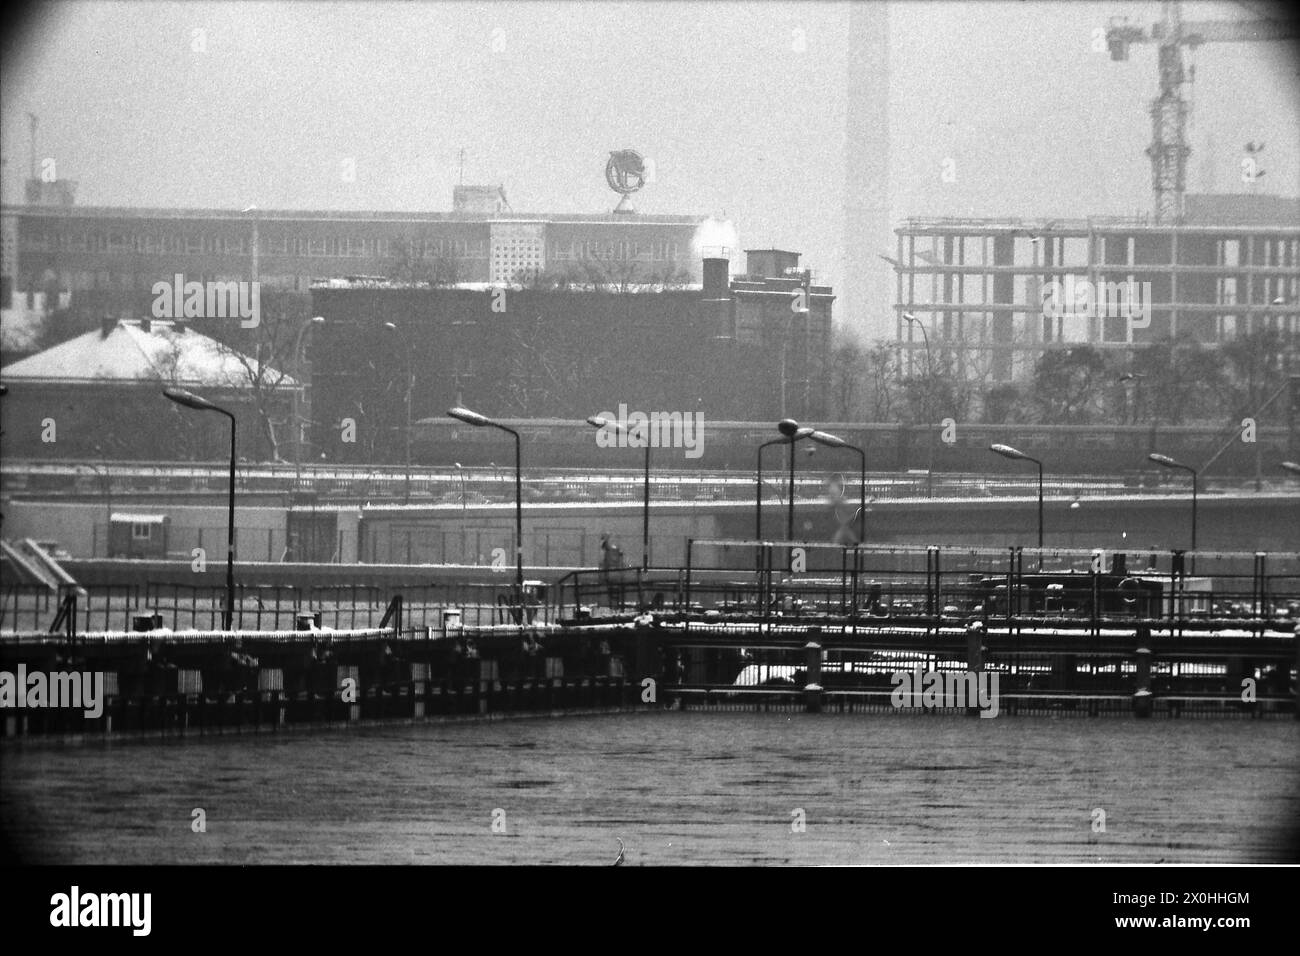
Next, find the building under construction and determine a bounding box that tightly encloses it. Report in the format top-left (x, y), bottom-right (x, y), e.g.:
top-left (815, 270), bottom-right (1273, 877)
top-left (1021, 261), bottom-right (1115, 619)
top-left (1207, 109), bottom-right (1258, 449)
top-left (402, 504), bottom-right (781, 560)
top-left (891, 193), bottom-right (1300, 383)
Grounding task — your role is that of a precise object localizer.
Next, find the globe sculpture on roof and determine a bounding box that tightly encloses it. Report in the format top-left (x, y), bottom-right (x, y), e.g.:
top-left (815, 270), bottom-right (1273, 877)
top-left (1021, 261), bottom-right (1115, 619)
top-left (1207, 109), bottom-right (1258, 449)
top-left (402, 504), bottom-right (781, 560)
top-left (606, 148), bottom-right (648, 214)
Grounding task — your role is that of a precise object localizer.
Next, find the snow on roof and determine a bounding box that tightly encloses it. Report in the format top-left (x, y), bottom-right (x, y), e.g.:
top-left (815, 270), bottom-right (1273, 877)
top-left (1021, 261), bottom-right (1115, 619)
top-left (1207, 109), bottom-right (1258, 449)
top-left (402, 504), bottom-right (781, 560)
top-left (0, 319), bottom-right (299, 389)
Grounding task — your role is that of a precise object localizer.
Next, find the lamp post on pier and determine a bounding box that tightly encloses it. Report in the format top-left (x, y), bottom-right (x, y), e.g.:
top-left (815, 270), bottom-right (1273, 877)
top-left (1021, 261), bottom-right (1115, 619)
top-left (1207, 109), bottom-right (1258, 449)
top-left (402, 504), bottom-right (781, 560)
top-left (990, 443), bottom-right (1044, 568)
top-left (382, 322), bottom-right (415, 503)
top-left (291, 316), bottom-right (325, 471)
top-left (1149, 452), bottom-right (1198, 556)
top-left (449, 407), bottom-right (522, 590)
top-left (588, 415), bottom-right (652, 570)
top-left (164, 387), bottom-right (237, 629)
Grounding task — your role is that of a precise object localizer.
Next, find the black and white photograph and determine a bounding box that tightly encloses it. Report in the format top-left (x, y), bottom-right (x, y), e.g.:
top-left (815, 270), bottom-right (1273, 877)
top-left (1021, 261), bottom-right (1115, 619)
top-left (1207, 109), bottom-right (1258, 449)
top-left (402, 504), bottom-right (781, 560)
top-left (1, 0), bottom-right (1297, 910)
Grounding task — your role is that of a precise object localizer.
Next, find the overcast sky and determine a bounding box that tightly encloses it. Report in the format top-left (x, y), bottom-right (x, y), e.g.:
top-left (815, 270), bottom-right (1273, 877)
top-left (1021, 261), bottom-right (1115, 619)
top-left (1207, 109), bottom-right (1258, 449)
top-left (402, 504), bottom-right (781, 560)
top-left (3, 0), bottom-right (1297, 315)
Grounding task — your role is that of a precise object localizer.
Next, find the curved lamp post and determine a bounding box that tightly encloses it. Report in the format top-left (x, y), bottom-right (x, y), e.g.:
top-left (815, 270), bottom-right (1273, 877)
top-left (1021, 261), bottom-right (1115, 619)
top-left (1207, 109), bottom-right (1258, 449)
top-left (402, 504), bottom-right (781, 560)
top-left (755, 435), bottom-right (792, 542)
top-left (164, 387), bottom-right (236, 630)
top-left (383, 322), bottom-right (415, 503)
top-left (291, 315), bottom-right (325, 469)
top-left (774, 419), bottom-right (816, 542)
top-left (453, 461), bottom-right (467, 511)
top-left (449, 407), bottom-right (522, 589)
top-left (1149, 452), bottom-right (1198, 555)
top-left (903, 312), bottom-right (936, 497)
top-left (990, 443), bottom-right (1044, 567)
top-left (588, 415), bottom-right (651, 569)
top-left (81, 449), bottom-right (113, 557)
top-left (756, 430), bottom-right (810, 541)
top-left (809, 430), bottom-right (866, 543)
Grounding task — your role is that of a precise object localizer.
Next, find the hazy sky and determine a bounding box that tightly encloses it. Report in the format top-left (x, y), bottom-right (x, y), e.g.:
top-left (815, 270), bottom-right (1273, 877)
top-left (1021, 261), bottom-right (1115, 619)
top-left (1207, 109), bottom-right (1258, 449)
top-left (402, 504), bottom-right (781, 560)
top-left (3, 0), bottom-right (1297, 323)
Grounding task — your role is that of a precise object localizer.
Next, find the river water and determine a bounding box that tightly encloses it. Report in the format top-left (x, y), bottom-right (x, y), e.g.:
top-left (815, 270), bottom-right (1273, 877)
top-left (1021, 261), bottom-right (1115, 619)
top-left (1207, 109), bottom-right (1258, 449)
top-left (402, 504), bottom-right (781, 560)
top-left (3, 712), bottom-right (1297, 865)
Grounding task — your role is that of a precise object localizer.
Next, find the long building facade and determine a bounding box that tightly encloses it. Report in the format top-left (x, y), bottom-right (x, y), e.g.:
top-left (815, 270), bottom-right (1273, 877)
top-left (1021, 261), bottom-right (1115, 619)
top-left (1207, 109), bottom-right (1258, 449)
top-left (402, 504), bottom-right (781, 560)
top-left (308, 250), bottom-right (834, 465)
top-left (0, 188), bottom-right (708, 324)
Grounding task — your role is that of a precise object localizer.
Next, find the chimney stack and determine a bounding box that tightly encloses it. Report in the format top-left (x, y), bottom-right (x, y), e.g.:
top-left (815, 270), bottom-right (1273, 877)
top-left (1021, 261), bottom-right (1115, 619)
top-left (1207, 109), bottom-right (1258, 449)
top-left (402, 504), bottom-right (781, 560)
top-left (702, 257), bottom-right (729, 300)
top-left (100, 316), bottom-right (117, 338)
top-left (702, 258), bottom-right (734, 341)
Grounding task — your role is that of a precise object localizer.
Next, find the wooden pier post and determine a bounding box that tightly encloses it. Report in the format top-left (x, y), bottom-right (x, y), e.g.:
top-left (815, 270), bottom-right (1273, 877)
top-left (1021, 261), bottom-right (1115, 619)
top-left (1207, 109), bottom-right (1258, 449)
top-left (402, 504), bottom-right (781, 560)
top-left (338, 665), bottom-right (360, 721)
top-left (479, 659), bottom-right (498, 716)
top-left (1133, 628), bottom-right (1153, 718)
top-left (257, 668), bottom-right (285, 727)
top-left (1294, 624), bottom-right (1299, 721)
top-left (965, 620), bottom-right (985, 717)
top-left (804, 640), bottom-right (823, 713)
top-left (411, 661), bottom-right (429, 718)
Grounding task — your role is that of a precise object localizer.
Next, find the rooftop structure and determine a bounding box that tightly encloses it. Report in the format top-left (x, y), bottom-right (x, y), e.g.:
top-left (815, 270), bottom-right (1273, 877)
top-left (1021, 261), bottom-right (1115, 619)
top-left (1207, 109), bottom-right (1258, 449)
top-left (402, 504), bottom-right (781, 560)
top-left (0, 317), bottom-right (295, 388)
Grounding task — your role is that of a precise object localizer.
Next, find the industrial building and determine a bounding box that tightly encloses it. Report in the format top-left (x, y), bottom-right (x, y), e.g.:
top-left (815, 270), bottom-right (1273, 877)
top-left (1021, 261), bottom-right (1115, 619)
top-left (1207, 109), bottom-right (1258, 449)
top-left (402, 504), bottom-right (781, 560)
top-left (308, 249), bottom-right (834, 465)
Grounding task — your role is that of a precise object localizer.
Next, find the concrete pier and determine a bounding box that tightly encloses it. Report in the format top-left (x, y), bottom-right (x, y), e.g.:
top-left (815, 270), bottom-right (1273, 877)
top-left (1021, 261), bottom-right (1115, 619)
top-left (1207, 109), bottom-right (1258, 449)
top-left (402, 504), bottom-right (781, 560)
top-left (2, 606), bottom-right (1297, 736)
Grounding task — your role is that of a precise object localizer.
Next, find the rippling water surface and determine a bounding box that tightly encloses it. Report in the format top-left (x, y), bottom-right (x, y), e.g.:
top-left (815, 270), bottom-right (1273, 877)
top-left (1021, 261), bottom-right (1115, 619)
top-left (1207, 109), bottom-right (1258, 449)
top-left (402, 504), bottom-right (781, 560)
top-left (3, 713), bottom-right (1297, 864)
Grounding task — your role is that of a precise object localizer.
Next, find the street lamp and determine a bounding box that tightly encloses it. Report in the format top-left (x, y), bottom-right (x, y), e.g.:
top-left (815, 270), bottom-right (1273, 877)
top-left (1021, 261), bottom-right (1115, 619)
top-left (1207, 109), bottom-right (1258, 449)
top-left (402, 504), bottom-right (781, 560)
top-left (990, 443), bottom-right (1044, 564)
top-left (382, 322), bottom-right (414, 503)
top-left (776, 419), bottom-right (816, 542)
top-left (809, 430), bottom-right (867, 543)
top-left (903, 312), bottom-right (936, 497)
top-left (449, 407), bottom-right (522, 589)
top-left (241, 204), bottom-right (259, 287)
top-left (1280, 461), bottom-right (1300, 476)
top-left (291, 316), bottom-right (325, 469)
top-left (755, 428), bottom-right (811, 541)
top-left (85, 444), bottom-right (112, 557)
top-left (453, 461), bottom-right (467, 511)
top-left (588, 415), bottom-right (651, 569)
top-left (164, 386), bottom-right (237, 630)
top-left (1148, 452), bottom-right (1198, 554)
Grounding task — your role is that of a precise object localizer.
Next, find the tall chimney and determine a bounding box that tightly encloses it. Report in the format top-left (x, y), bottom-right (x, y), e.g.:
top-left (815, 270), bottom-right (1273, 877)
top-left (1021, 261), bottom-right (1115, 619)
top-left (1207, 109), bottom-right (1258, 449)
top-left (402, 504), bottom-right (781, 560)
top-left (844, 2), bottom-right (890, 341)
top-left (702, 257), bottom-right (734, 340)
top-left (702, 257), bottom-right (729, 299)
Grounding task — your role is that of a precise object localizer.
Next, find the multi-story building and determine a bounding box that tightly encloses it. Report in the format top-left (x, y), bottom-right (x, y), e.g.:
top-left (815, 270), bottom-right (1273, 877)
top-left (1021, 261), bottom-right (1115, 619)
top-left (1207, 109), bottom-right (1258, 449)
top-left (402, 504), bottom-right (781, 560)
top-left (0, 187), bottom-right (708, 323)
top-left (889, 194), bottom-right (1300, 382)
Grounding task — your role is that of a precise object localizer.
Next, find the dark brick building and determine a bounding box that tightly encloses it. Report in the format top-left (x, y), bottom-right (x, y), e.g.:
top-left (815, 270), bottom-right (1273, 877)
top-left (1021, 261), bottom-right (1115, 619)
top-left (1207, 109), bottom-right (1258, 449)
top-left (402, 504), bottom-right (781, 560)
top-left (309, 250), bottom-right (834, 465)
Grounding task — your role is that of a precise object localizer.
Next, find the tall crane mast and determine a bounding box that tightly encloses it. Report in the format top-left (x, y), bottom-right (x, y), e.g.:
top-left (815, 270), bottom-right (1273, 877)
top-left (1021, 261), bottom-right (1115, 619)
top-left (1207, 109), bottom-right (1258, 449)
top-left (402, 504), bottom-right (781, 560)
top-left (1106, 0), bottom-right (1298, 224)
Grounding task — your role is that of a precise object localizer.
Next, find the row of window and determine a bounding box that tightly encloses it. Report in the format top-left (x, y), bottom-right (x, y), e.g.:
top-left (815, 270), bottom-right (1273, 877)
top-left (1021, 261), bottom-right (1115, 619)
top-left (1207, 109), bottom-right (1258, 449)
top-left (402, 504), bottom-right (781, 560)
top-left (549, 240), bottom-right (680, 262)
top-left (19, 232), bottom-right (690, 263)
top-left (18, 232), bottom-right (491, 260)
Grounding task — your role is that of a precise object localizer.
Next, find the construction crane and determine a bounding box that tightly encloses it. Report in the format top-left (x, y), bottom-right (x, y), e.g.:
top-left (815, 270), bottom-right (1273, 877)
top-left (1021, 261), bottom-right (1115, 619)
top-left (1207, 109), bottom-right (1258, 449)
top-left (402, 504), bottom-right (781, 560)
top-left (1106, 0), bottom-right (1298, 223)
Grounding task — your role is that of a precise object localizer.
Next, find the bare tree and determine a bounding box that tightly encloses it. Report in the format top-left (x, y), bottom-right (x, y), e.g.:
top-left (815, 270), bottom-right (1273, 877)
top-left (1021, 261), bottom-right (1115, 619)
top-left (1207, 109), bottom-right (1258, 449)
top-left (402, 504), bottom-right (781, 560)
top-left (204, 291), bottom-right (306, 461)
top-left (862, 342), bottom-right (902, 422)
top-left (1029, 345), bottom-right (1112, 424)
top-left (828, 333), bottom-right (865, 421)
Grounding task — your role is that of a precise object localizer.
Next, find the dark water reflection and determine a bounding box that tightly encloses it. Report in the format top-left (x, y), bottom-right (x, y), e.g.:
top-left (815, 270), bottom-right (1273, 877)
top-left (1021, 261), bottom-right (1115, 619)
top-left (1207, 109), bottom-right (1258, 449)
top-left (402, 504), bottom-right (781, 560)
top-left (3, 712), bottom-right (1297, 864)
